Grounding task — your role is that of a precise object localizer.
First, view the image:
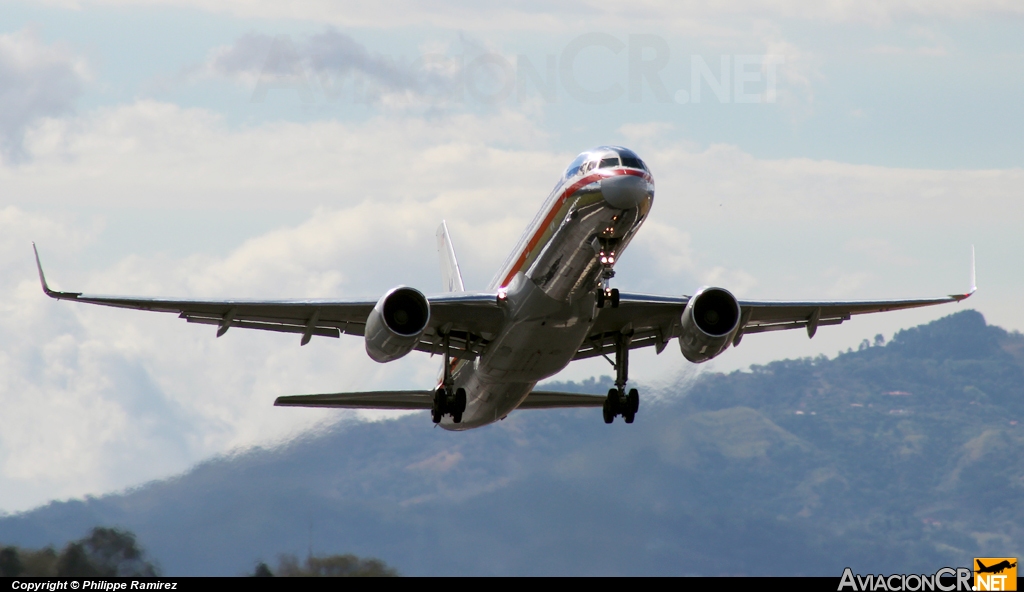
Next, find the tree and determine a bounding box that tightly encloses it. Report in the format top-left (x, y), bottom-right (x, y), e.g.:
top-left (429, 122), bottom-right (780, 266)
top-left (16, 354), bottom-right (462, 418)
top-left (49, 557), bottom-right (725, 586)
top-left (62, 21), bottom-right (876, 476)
top-left (1, 527), bottom-right (158, 577)
top-left (0, 547), bottom-right (22, 576)
top-left (257, 553), bottom-right (398, 577)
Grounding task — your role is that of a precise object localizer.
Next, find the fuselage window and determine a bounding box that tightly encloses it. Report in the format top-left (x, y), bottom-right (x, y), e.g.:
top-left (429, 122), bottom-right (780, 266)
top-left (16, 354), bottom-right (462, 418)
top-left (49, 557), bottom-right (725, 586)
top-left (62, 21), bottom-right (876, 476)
top-left (599, 157), bottom-right (620, 168)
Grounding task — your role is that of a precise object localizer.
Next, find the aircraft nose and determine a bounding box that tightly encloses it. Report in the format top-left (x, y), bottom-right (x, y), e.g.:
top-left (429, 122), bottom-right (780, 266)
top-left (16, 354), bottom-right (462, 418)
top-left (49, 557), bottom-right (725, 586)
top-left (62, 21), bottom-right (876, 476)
top-left (601, 174), bottom-right (651, 209)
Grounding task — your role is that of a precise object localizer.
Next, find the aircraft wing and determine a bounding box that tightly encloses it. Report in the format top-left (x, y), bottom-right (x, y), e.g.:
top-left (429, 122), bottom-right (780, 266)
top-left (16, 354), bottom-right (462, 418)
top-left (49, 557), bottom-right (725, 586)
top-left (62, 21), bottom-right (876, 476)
top-left (274, 390), bottom-right (605, 409)
top-left (33, 245), bottom-right (503, 359)
top-left (575, 290), bottom-right (974, 361)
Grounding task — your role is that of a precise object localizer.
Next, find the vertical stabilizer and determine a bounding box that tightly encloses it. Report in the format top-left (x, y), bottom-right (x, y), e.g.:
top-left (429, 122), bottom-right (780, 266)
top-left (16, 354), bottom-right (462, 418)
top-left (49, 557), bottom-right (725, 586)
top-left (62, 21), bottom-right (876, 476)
top-left (436, 221), bottom-right (465, 292)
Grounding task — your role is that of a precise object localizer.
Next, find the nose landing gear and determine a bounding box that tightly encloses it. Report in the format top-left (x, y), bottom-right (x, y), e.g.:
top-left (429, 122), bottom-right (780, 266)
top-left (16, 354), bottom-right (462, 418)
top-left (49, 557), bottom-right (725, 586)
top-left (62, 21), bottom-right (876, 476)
top-left (596, 286), bottom-right (620, 309)
top-left (593, 237), bottom-right (621, 309)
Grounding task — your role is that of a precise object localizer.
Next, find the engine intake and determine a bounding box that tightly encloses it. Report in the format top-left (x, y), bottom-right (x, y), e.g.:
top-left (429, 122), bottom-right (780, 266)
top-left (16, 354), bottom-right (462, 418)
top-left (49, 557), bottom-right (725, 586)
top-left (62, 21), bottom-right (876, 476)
top-left (678, 286), bottom-right (741, 363)
top-left (364, 286), bottom-right (430, 363)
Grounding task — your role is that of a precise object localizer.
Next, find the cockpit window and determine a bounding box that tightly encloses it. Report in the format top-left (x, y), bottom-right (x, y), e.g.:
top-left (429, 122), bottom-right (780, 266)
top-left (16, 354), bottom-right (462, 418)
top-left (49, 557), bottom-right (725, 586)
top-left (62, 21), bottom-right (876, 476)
top-left (565, 148), bottom-right (649, 179)
top-left (563, 153), bottom-right (588, 179)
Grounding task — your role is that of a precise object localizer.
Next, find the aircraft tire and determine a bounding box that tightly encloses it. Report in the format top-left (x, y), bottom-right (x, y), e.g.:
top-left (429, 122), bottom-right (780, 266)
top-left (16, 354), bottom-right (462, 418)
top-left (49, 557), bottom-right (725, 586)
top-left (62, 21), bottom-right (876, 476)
top-left (432, 409), bottom-right (442, 424)
top-left (611, 288), bottom-right (620, 308)
top-left (456, 388), bottom-right (467, 413)
top-left (453, 411), bottom-right (463, 424)
top-left (628, 388), bottom-right (639, 414)
top-left (624, 410), bottom-right (635, 423)
top-left (602, 397), bottom-right (614, 424)
top-left (596, 289), bottom-right (606, 308)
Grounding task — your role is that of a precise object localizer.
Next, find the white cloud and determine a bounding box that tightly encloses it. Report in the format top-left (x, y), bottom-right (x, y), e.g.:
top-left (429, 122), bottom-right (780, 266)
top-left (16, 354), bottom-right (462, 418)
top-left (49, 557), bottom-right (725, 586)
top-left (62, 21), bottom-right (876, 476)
top-left (844, 237), bottom-right (916, 266)
top-left (31, 0), bottom-right (1024, 28)
top-left (0, 29), bottom-right (89, 164)
top-left (196, 29), bottom-right (456, 108)
top-left (866, 45), bottom-right (948, 57)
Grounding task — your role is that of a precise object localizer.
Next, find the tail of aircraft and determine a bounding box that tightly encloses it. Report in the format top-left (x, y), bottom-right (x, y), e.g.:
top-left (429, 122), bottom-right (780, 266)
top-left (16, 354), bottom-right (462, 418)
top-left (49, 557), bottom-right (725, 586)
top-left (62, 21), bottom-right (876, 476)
top-left (436, 220), bottom-right (465, 293)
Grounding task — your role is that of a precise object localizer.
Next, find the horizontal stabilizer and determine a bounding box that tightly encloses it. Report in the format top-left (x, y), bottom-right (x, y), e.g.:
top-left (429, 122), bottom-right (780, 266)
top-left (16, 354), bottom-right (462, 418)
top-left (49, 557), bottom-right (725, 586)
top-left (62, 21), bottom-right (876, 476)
top-left (274, 390), bottom-right (607, 410)
top-left (274, 391), bottom-right (434, 410)
top-left (518, 391), bottom-right (606, 409)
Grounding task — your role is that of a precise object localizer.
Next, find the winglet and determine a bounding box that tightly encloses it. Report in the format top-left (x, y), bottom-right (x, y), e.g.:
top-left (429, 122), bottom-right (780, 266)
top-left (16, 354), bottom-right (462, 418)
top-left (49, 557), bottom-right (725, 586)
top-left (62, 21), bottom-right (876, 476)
top-left (32, 243), bottom-right (80, 299)
top-left (952, 245), bottom-right (977, 302)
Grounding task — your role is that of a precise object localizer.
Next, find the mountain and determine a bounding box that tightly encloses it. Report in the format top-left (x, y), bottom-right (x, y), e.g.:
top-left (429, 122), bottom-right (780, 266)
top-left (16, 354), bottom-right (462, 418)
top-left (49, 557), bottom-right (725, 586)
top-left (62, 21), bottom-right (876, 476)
top-left (2, 310), bottom-right (1022, 575)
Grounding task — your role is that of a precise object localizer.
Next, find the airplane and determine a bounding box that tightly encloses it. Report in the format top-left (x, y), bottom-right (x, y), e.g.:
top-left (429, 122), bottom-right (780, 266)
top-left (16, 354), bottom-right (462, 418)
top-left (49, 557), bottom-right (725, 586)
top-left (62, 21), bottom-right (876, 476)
top-left (32, 145), bottom-right (975, 430)
top-left (976, 559), bottom-right (1016, 574)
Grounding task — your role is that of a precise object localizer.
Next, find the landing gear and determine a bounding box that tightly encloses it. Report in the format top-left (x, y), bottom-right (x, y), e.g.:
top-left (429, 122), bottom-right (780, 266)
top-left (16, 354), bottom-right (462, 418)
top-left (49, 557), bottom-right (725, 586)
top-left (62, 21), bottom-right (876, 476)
top-left (602, 333), bottom-right (640, 424)
top-left (432, 388), bottom-right (446, 424)
top-left (596, 287), bottom-right (620, 309)
top-left (432, 332), bottom-right (468, 424)
top-left (603, 387), bottom-right (640, 423)
top-left (431, 387), bottom-right (467, 424)
top-left (593, 236), bottom-right (620, 309)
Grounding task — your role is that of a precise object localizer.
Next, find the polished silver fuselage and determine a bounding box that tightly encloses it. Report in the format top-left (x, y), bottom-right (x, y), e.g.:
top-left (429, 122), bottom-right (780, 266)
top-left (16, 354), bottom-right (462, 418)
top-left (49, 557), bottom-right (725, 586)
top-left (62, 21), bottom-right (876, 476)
top-left (441, 161), bottom-right (654, 430)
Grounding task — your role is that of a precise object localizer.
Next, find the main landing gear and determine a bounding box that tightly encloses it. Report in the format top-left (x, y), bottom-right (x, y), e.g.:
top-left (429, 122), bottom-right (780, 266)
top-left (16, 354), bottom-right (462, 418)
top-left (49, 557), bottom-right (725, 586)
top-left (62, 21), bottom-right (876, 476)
top-left (432, 331), bottom-right (467, 424)
top-left (602, 332), bottom-right (640, 424)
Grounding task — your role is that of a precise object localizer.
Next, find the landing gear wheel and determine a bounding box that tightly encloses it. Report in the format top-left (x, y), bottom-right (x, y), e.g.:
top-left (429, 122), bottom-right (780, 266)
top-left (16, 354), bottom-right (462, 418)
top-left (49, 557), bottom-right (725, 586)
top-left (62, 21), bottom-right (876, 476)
top-left (602, 398), bottom-right (614, 424)
top-left (452, 411), bottom-right (463, 424)
top-left (596, 289), bottom-right (606, 308)
top-left (603, 387), bottom-right (622, 425)
top-left (433, 387), bottom-right (447, 423)
top-left (627, 388), bottom-right (639, 415)
top-left (455, 388), bottom-right (467, 413)
top-left (610, 288), bottom-right (620, 308)
top-left (624, 410), bottom-right (635, 423)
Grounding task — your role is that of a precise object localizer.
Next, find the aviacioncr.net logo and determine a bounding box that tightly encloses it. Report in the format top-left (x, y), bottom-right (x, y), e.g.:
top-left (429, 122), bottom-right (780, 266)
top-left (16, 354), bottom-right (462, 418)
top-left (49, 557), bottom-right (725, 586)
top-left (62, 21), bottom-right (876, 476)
top-left (838, 567), bottom-right (973, 591)
top-left (974, 558), bottom-right (1017, 591)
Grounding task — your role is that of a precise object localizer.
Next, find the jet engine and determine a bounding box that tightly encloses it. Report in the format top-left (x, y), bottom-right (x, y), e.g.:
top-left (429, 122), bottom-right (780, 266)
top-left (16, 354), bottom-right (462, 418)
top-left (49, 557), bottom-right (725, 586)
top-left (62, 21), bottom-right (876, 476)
top-left (678, 286), bottom-right (741, 363)
top-left (364, 286), bottom-right (430, 363)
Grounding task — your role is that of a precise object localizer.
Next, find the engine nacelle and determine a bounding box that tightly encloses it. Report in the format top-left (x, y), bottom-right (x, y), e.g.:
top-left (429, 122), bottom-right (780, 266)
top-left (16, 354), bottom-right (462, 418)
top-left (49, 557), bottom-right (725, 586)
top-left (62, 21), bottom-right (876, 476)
top-left (678, 286), bottom-right (741, 364)
top-left (364, 286), bottom-right (430, 363)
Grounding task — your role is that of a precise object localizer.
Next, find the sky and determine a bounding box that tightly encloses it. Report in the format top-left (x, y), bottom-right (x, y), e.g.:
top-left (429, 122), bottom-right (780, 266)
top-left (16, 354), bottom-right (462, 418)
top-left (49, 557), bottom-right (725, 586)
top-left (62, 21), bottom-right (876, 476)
top-left (0, 0), bottom-right (1022, 513)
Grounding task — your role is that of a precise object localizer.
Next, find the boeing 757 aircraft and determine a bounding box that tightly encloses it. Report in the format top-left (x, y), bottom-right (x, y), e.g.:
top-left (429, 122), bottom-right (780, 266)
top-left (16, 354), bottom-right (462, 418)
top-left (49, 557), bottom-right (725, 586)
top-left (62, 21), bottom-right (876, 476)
top-left (33, 146), bottom-right (974, 430)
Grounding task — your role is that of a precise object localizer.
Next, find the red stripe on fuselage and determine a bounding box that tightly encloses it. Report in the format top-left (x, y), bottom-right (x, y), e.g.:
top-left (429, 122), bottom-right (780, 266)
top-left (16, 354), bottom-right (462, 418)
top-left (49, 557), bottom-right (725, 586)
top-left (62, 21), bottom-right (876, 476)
top-left (499, 168), bottom-right (649, 288)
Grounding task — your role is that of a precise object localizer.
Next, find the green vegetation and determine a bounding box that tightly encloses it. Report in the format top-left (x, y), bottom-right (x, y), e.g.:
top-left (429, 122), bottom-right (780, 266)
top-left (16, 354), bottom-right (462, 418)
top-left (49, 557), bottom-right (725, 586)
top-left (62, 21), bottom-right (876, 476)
top-left (252, 554), bottom-right (399, 576)
top-left (0, 527), bottom-right (158, 576)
